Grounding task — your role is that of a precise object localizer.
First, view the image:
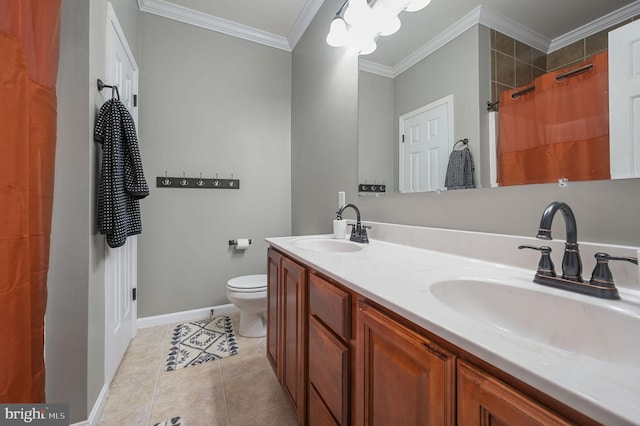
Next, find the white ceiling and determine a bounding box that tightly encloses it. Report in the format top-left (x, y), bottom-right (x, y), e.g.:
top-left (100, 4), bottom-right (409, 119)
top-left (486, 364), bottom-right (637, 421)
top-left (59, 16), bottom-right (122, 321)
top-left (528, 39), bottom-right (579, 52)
top-left (139, 0), bottom-right (640, 68)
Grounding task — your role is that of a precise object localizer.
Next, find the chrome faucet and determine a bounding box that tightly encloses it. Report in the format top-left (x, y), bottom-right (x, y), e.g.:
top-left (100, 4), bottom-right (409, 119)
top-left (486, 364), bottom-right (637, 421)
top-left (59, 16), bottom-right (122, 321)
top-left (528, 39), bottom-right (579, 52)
top-left (336, 203), bottom-right (370, 243)
top-left (519, 201), bottom-right (637, 300)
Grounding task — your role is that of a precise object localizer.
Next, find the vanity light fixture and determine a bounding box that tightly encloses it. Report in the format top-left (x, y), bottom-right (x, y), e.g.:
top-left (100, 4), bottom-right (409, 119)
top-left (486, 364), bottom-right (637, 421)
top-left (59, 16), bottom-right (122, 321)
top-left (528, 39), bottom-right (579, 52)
top-left (326, 0), bottom-right (432, 55)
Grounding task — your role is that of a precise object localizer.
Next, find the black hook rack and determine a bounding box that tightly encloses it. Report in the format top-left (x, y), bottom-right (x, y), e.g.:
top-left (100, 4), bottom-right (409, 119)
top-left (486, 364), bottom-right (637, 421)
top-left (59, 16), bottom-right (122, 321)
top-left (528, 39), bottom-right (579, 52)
top-left (97, 78), bottom-right (120, 100)
top-left (156, 172), bottom-right (240, 190)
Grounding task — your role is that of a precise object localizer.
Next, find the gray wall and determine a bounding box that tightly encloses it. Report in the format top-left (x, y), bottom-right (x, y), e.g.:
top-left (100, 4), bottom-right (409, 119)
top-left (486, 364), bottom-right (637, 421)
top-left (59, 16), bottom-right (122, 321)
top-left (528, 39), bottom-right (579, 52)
top-left (292, 2), bottom-right (640, 246)
top-left (49, 1), bottom-right (91, 421)
top-left (394, 25), bottom-right (484, 187)
top-left (292, 0), bottom-right (359, 234)
top-left (137, 13), bottom-right (292, 317)
top-left (358, 71), bottom-right (394, 189)
top-left (49, 0), bottom-right (139, 422)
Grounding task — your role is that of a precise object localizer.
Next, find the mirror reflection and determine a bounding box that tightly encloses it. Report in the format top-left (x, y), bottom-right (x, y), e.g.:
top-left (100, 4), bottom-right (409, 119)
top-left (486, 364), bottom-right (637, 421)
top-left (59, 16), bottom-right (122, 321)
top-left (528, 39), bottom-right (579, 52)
top-left (357, 1), bottom-right (640, 194)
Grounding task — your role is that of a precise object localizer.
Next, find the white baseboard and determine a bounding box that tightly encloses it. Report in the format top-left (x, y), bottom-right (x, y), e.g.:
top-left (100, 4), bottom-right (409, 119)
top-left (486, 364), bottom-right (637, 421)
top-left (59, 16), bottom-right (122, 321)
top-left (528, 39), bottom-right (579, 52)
top-left (70, 383), bottom-right (108, 426)
top-left (137, 304), bottom-right (240, 329)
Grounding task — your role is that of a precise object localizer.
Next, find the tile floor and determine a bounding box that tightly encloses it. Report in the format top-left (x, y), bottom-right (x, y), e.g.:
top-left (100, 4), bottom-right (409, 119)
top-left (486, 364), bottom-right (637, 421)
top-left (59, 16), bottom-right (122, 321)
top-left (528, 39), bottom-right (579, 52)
top-left (97, 314), bottom-right (297, 426)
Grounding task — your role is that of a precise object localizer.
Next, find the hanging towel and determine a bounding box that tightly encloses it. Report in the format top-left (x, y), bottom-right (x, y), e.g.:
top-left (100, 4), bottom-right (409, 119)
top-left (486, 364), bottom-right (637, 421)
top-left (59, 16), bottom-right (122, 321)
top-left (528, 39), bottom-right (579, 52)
top-left (94, 99), bottom-right (149, 248)
top-left (444, 146), bottom-right (475, 190)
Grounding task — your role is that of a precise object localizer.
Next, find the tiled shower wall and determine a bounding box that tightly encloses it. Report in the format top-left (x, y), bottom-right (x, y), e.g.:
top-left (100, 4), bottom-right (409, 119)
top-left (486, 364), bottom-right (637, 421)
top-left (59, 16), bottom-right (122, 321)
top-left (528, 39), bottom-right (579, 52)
top-left (490, 15), bottom-right (640, 103)
top-left (490, 30), bottom-right (545, 104)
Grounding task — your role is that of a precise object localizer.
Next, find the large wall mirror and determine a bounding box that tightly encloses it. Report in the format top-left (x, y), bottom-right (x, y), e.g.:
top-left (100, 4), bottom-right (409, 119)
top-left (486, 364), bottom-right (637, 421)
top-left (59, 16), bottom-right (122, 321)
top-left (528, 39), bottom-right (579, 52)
top-left (357, 0), bottom-right (640, 195)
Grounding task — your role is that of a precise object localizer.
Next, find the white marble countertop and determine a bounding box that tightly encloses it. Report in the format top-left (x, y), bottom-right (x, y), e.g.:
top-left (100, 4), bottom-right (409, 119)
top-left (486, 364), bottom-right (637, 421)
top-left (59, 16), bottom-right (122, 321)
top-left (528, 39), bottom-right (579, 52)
top-left (266, 231), bottom-right (640, 425)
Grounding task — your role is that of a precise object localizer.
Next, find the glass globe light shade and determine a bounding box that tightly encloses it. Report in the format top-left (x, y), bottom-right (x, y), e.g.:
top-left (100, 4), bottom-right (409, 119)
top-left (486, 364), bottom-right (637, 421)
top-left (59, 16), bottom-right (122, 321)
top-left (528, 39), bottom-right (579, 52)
top-left (344, 0), bottom-right (372, 26)
top-left (405, 0), bottom-right (431, 12)
top-left (326, 18), bottom-right (348, 47)
top-left (358, 38), bottom-right (377, 55)
top-left (379, 15), bottom-right (401, 36)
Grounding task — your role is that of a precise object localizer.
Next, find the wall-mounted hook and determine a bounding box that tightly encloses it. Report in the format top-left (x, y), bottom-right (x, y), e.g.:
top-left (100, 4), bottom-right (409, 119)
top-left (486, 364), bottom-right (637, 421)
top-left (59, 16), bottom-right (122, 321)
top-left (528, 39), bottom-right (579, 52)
top-left (162, 171), bottom-right (171, 186)
top-left (358, 179), bottom-right (386, 193)
top-left (180, 172), bottom-right (189, 186)
top-left (97, 79), bottom-right (120, 100)
top-left (196, 172), bottom-right (205, 187)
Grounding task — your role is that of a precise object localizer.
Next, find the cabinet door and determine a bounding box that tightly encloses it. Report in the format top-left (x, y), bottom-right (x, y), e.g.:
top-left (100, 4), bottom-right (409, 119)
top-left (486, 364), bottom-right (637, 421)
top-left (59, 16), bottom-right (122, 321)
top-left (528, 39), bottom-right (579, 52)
top-left (281, 256), bottom-right (307, 424)
top-left (266, 248), bottom-right (281, 375)
top-left (457, 360), bottom-right (572, 426)
top-left (308, 316), bottom-right (350, 425)
top-left (356, 302), bottom-right (455, 426)
top-left (309, 386), bottom-right (340, 426)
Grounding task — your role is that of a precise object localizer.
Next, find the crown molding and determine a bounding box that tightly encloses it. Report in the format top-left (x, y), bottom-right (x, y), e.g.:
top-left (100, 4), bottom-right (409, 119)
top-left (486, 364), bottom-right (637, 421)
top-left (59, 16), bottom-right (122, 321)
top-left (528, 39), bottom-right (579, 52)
top-left (288, 0), bottom-right (325, 49)
top-left (138, 0), bottom-right (639, 63)
top-left (361, 6), bottom-right (551, 78)
top-left (478, 7), bottom-right (549, 52)
top-left (548, 0), bottom-right (640, 53)
top-left (138, 0), bottom-right (292, 51)
top-left (393, 6), bottom-right (483, 77)
top-left (359, 60), bottom-right (394, 78)
top-left (360, 2), bottom-right (639, 78)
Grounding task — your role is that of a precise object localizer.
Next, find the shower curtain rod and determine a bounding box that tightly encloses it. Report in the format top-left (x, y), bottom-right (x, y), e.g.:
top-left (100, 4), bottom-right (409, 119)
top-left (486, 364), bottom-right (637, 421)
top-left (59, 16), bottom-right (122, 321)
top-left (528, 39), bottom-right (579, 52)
top-left (486, 62), bottom-right (595, 112)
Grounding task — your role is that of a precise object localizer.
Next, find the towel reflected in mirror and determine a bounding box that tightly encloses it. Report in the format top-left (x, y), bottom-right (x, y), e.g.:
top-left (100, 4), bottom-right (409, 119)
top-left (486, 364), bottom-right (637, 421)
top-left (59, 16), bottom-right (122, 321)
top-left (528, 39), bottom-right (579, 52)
top-left (445, 145), bottom-right (475, 190)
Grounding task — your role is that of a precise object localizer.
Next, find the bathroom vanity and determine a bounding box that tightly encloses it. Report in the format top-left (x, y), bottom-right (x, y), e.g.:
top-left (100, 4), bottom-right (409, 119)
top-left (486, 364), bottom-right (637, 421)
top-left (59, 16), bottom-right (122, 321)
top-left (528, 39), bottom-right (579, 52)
top-left (266, 223), bottom-right (640, 426)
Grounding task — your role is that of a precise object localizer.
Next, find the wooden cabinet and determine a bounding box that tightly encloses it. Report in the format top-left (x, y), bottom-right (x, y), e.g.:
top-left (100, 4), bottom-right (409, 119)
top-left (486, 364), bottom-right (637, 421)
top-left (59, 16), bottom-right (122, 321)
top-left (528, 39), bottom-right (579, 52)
top-left (266, 248), bottom-right (280, 373)
top-left (266, 248), bottom-right (307, 425)
top-left (268, 248), bottom-right (599, 426)
top-left (282, 255), bottom-right (307, 422)
top-left (308, 273), bottom-right (351, 426)
top-left (355, 301), bottom-right (456, 426)
top-left (308, 386), bottom-right (340, 426)
top-left (457, 360), bottom-right (573, 426)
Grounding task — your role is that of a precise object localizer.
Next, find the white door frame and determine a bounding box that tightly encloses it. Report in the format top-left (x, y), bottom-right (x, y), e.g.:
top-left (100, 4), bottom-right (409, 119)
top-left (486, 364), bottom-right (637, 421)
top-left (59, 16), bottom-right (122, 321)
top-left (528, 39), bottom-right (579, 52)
top-left (609, 19), bottom-right (640, 179)
top-left (104, 1), bottom-right (139, 385)
top-left (399, 95), bottom-right (454, 193)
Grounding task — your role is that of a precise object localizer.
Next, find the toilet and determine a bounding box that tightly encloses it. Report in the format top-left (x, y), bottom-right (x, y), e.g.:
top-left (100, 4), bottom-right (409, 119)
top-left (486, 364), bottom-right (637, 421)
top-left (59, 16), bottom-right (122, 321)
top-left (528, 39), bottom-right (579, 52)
top-left (226, 274), bottom-right (268, 337)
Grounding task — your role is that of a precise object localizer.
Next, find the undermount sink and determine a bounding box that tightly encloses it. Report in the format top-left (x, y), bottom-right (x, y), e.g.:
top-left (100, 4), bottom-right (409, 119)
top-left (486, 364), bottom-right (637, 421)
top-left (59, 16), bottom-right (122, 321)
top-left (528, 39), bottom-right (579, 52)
top-left (291, 237), bottom-right (364, 253)
top-left (429, 278), bottom-right (640, 367)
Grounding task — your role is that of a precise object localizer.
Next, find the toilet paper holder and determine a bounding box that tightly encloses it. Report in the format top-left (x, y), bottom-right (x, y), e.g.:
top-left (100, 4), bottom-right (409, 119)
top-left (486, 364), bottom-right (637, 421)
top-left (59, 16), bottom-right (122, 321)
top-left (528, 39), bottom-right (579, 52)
top-left (229, 239), bottom-right (252, 246)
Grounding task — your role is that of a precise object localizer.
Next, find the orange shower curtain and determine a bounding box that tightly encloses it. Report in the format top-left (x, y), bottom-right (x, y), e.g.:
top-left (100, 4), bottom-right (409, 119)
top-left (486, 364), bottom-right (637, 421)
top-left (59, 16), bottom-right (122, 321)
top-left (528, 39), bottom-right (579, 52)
top-left (0, 0), bottom-right (61, 402)
top-left (497, 51), bottom-right (610, 186)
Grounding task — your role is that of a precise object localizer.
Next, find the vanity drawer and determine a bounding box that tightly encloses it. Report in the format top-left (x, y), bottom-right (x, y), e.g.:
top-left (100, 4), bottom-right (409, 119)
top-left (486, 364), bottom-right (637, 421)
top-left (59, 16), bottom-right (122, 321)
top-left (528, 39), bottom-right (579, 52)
top-left (308, 316), bottom-right (349, 425)
top-left (309, 272), bottom-right (351, 340)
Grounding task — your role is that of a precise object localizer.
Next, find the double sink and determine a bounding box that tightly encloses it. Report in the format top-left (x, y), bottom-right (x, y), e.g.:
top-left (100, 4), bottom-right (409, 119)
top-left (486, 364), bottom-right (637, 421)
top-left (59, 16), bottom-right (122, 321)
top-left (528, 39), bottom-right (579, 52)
top-left (291, 235), bottom-right (640, 369)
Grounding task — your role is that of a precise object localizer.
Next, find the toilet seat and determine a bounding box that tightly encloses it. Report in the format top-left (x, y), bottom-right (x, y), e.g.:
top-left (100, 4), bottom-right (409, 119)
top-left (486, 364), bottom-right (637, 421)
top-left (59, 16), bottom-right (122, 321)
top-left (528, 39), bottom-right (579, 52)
top-left (226, 274), bottom-right (267, 293)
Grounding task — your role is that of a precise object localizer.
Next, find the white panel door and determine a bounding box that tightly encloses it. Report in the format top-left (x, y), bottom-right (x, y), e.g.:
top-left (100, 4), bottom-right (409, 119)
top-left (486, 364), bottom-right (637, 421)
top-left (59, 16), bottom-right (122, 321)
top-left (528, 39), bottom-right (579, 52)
top-left (104, 2), bottom-right (139, 385)
top-left (609, 19), bottom-right (640, 179)
top-left (399, 96), bottom-right (453, 193)
top-left (403, 116), bottom-right (427, 192)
